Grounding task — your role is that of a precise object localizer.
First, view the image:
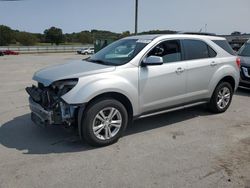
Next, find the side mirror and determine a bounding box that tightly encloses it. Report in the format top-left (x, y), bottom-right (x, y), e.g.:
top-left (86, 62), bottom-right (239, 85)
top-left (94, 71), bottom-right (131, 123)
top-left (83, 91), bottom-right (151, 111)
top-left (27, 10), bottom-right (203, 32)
top-left (142, 56), bottom-right (163, 66)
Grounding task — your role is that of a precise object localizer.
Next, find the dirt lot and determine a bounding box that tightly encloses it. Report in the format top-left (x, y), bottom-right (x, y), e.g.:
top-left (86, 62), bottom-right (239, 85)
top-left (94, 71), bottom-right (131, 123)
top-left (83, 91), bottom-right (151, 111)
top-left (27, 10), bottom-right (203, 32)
top-left (0, 53), bottom-right (249, 188)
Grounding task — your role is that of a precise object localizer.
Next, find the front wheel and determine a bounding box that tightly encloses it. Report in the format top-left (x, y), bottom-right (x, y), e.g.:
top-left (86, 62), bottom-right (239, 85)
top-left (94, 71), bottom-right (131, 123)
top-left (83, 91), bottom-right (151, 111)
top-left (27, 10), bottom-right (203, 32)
top-left (208, 82), bottom-right (233, 113)
top-left (80, 99), bottom-right (128, 147)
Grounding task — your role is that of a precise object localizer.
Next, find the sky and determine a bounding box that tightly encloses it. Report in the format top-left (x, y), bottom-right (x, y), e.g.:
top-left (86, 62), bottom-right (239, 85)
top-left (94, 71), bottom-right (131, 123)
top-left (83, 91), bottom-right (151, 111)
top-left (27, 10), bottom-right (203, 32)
top-left (0, 0), bottom-right (250, 35)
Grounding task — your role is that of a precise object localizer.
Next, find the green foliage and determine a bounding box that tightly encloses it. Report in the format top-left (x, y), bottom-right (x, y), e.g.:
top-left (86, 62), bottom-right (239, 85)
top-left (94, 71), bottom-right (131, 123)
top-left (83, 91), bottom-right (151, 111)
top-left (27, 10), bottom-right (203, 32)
top-left (34, 33), bottom-right (45, 43)
top-left (91, 29), bottom-right (120, 40)
top-left (0, 25), bottom-right (13, 46)
top-left (15, 32), bottom-right (37, 46)
top-left (139, 30), bottom-right (177, 35)
top-left (44, 27), bottom-right (64, 45)
top-left (0, 24), bottom-right (180, 46)
top-left (78, 31), bottom-right (93, 44)
top-left (119, 31), bottom-right (131, 38)
top-left (231, 31), bottom-right (241, 35)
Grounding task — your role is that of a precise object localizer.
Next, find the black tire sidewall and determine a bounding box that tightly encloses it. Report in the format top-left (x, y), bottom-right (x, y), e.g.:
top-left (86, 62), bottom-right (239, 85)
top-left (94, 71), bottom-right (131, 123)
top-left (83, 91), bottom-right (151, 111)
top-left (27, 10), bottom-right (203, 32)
top-left (210, 82), bottom-right (233, 113)
top-left (81, 99), bottom-right (128, 147)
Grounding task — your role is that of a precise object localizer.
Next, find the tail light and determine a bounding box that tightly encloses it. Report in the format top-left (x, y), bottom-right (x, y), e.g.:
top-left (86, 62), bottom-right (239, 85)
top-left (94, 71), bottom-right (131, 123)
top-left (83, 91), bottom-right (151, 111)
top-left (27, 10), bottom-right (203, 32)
top-left (236, 57), bottom-right (241, 69)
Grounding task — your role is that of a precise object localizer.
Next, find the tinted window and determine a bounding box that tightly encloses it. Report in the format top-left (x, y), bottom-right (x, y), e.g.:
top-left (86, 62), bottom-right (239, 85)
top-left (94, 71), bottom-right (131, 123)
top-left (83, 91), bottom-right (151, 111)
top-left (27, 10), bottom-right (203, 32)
top-left (183, 39), bottom-right (212, 60)
top-left (212, 40), bottom-right (235, 55)
top-left (148, 40), bottom-right (182, 63)
top-left (208, 45), bottom-right (217, 57)
top-left (238, 43), bottom-right (250, 57)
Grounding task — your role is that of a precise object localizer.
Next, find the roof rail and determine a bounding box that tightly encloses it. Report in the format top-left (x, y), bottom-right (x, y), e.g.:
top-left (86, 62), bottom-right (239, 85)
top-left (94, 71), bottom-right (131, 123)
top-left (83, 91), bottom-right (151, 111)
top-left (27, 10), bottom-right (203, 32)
top-left (178, 31), bottom-right (217, 36)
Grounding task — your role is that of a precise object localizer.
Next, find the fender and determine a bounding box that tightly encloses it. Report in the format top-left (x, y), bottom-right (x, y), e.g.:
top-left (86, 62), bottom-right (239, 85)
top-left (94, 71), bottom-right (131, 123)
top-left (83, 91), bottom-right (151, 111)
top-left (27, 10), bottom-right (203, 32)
top-left (208, 64), bottom-right (240, 97)
top-left (62, 74), bottom-right (139, 116)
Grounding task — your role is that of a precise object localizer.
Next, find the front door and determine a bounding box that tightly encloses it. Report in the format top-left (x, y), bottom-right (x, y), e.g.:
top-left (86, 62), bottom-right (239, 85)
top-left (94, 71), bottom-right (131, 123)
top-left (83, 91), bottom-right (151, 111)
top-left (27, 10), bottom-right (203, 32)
top-left (139, 40), bottom-right (187, 114)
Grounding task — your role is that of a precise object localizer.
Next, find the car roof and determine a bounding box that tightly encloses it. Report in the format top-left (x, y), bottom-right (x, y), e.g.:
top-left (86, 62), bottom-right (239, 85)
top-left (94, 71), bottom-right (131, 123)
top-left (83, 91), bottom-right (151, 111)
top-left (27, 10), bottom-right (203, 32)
top-left (125, 34), bottom-right (226, 41)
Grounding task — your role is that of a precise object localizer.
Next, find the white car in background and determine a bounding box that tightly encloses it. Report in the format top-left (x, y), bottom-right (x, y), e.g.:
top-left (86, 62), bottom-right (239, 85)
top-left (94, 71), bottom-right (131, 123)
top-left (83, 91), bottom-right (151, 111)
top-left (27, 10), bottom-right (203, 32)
top-left (77, 47), bottom-right (94, 55)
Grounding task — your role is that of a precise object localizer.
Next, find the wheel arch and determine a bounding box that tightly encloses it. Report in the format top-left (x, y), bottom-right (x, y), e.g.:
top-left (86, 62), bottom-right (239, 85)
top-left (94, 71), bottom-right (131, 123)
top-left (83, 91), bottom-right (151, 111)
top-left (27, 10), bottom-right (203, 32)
top-left (86, 92), bottom-right (134, 120)
top-left (218, 76), bottom-right (235, 91)
top-left (77, 91), bottom-right (134, 139)
top-left (208, 75), bottom-right (236, 100)
top-left (208, 64), bottom-right (239, 98)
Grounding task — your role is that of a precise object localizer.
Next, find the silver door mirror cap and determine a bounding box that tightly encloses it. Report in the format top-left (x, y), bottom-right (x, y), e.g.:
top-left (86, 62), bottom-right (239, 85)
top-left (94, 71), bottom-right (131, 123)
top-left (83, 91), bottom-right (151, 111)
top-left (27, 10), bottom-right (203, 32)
top-left (142, 56), bottom-right (163, 66)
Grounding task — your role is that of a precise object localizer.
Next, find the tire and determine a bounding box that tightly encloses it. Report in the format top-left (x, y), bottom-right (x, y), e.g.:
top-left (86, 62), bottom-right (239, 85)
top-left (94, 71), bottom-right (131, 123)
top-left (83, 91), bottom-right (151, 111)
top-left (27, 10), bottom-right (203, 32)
top-left (80, 99), bottom-right (128, 147)
top-left (208, 82), bottom-right (233, 113)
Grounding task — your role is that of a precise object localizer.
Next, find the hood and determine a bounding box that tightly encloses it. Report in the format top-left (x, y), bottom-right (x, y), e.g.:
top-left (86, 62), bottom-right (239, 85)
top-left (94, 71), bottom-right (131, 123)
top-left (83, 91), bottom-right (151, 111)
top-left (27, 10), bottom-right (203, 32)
top-left (239, 56), bottom-right (250, 67)
top-left (33, 60), bottom-right (116, 86)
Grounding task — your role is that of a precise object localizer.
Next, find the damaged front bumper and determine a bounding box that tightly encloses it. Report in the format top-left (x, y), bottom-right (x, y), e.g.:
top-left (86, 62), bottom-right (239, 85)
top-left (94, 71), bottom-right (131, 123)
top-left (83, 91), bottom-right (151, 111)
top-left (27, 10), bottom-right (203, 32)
top-left (26, 84), bottom-right (80, 127)
top-left (29, 97), bottom-right (54, 126)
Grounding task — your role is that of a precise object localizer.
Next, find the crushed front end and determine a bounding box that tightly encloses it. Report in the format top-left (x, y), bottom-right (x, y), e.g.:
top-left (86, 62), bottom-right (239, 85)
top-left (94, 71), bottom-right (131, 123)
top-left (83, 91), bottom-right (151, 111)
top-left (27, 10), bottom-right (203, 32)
top-left (26, 79), bottom-right (80, 127)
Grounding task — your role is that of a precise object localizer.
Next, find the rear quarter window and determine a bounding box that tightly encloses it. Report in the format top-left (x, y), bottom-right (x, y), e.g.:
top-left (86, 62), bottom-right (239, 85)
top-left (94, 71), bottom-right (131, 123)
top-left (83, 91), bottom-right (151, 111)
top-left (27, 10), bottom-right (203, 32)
top-left (212, 40), bottom-right (235, 55)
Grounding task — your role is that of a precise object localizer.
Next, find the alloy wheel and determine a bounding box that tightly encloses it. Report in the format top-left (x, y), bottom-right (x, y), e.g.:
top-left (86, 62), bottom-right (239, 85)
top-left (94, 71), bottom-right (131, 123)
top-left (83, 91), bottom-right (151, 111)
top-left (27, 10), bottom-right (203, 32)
top-left (92, 107), bottom-right (122, 140)
top-left (217, 87), bottom-right (231, 109)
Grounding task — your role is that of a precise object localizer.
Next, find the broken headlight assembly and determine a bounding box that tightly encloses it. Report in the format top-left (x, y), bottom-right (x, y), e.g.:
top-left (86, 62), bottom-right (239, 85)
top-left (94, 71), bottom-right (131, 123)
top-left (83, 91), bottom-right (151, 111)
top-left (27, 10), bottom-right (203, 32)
top-left (51, 78), bottom-right (78, 97)
top-left (26, 78), bottom-right (79, 126)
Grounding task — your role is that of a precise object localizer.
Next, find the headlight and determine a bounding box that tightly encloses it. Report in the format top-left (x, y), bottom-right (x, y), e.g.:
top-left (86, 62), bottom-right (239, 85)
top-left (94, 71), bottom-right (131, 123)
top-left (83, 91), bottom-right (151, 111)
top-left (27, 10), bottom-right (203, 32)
top-left (51, 79), bottom-right (78, 96)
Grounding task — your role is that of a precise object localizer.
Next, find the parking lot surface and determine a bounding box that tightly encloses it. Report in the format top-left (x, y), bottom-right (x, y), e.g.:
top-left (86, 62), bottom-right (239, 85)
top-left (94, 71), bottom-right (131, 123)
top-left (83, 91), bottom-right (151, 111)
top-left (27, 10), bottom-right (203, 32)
top-left (0, 53), bottom-right (249, 188)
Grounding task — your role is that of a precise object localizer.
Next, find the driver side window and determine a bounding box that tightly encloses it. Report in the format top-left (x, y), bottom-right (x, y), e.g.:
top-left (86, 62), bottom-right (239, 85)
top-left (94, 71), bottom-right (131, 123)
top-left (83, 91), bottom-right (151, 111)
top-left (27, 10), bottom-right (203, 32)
top-left (148, 40), bottom-right (182, 63)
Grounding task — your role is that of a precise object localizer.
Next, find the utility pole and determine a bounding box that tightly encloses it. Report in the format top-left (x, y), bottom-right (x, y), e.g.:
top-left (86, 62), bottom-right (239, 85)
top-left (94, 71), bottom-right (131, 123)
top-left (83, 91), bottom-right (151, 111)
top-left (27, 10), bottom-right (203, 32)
top-left (135, 0), bottom-right (138, 35)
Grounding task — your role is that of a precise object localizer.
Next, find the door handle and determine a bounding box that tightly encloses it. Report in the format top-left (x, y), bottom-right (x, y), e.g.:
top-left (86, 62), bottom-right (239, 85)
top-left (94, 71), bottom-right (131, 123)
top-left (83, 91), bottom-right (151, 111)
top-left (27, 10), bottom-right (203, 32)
top-left (210, 61), bottom-right (217, 66)
top-left (176, 67), bottom-right (185, 74)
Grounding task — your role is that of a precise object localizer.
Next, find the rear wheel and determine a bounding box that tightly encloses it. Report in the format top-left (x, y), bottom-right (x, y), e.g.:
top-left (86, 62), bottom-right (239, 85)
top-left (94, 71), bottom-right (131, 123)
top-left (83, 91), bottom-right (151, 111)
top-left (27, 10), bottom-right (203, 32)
top-left (208, 82), bottom-right (233, 113)
top-left (80, 99), bottom-right (128, 147)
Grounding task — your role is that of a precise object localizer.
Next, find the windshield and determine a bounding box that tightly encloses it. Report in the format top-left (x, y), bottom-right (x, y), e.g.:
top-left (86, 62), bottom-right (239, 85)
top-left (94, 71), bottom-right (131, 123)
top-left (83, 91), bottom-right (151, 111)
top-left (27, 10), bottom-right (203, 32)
top-left (238, 43), bottom-right (250, 57)
top-left (87, 39), bottom-right (149, 65)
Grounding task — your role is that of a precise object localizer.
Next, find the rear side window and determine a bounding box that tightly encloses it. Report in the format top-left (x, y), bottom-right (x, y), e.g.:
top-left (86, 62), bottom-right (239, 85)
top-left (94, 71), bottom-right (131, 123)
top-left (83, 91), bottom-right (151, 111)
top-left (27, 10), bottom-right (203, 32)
top-left (212, 40), bottom-right (235, 55)
top-left (182, 39), bottom-right (216, 60)
top-left (208, 46), bottom-right (217, 57)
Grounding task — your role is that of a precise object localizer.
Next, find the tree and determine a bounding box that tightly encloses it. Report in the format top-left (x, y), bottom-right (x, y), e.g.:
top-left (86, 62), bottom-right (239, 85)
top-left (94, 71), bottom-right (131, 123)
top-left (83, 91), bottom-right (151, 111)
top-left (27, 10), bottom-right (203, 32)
top-left (0, 25), bottom-right (13, 46)
top-left (120, 31), bottom-right (130, 38)
top-left (78, 31), bottom-right (92, 44)
top-left (44, 27), bottom-right (64, 45)
top-left (16, 32), bottom-right (37, 46)
top-left (231, 31), bottom-right (241, 35)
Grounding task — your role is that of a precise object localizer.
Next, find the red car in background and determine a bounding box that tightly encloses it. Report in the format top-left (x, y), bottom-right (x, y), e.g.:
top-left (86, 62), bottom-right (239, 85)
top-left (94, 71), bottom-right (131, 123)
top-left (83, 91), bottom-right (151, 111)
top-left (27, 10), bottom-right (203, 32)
top-left (3, 50), bottom-right (19, 55)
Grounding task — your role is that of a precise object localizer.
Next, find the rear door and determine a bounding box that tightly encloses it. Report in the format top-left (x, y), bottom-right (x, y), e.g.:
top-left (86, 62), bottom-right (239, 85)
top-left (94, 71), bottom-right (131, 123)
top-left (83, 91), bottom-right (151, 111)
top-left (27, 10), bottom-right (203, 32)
top-left (182, 39), bottom-right (218, 101)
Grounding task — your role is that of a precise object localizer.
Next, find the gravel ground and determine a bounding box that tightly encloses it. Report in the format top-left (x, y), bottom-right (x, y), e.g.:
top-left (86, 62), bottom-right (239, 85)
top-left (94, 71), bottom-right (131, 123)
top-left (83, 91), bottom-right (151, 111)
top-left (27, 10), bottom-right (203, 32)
top-left (0, 53), bottom-right (249, 188)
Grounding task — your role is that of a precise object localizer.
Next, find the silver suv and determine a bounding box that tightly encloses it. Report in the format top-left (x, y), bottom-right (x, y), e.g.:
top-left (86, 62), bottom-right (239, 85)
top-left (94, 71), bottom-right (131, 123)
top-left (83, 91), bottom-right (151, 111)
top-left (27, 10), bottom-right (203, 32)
top-left (26, 34), bottom-right (240, 146)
